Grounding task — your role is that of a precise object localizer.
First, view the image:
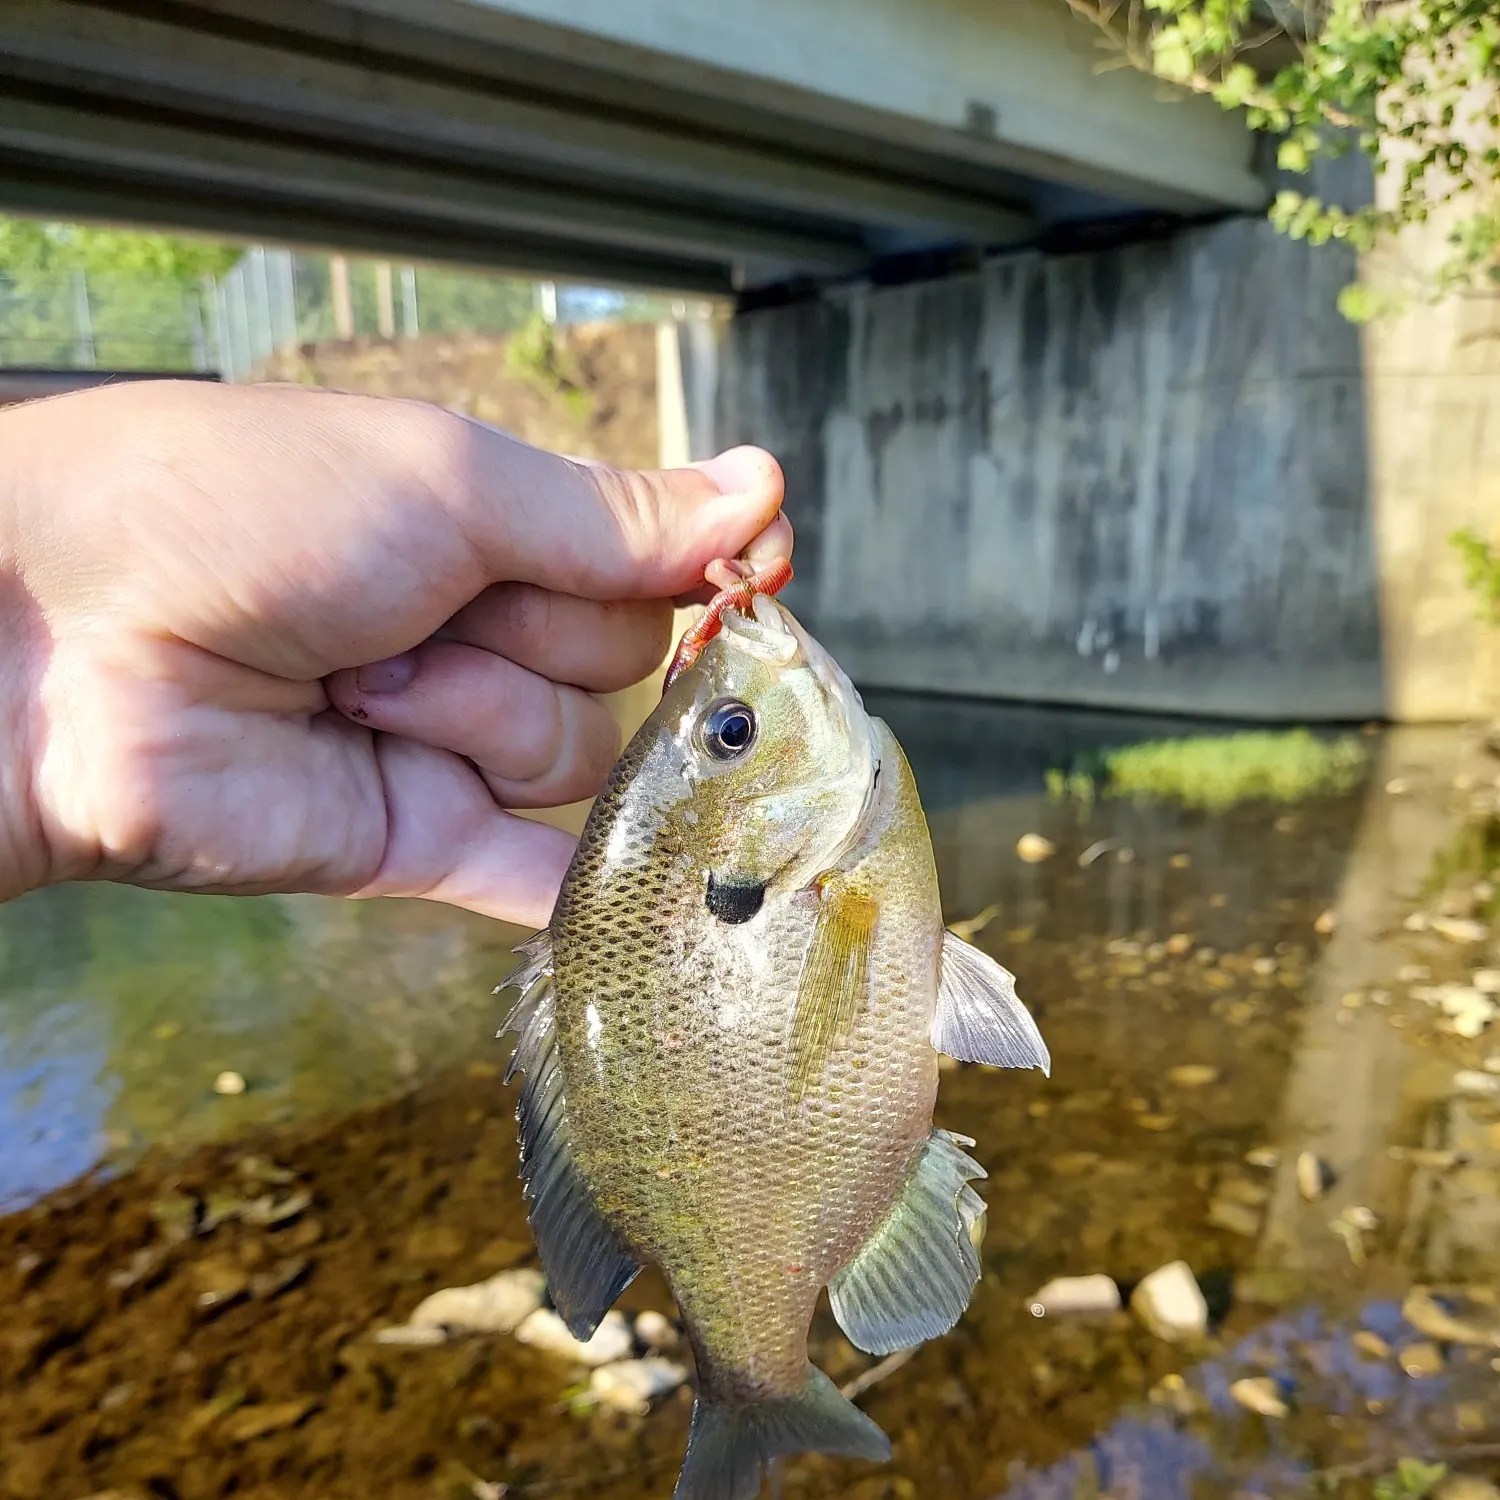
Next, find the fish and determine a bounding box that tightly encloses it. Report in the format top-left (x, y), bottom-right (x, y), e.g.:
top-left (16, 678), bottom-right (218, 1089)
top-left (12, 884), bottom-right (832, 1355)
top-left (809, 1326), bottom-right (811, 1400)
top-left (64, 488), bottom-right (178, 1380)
top-left (499, 560), bottom-right (1048, 1500)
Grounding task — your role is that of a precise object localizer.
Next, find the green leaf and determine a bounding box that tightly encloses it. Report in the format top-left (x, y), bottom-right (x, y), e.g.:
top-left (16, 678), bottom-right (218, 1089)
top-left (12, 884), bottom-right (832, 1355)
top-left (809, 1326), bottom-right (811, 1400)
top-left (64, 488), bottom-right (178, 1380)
top-left (1278, 136), bottom-right (1312, 172)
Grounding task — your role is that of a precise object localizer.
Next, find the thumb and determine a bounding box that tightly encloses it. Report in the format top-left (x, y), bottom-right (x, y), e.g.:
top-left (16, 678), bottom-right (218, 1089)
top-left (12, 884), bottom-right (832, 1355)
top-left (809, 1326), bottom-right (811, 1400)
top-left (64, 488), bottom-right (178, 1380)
top-left (446, 423), bottom-right (788, 600)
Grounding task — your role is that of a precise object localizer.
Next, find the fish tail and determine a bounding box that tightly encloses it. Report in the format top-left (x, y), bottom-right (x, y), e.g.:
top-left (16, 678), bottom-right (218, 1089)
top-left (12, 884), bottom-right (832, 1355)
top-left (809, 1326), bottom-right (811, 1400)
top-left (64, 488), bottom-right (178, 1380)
top-left (673, 1364), bottom-right (890, 1500)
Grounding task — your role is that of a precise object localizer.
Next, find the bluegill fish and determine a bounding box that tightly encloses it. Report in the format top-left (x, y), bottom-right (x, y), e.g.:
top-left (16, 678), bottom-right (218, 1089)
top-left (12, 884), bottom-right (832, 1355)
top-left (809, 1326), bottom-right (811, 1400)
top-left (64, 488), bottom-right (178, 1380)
top-left (500, 564), bottom-right (1048, 1499)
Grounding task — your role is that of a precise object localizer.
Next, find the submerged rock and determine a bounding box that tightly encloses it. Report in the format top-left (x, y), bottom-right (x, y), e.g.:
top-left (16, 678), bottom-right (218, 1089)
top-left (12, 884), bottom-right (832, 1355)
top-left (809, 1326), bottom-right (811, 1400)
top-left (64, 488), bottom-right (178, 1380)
top-left (634, 1310), bottom-right (681, 1350)
top-left (1297, 1152), bottom-right (1333, 1201)
top-left (373, 1324), bottom-right (447, 1347)
top-left (409, 1268), bottom-right (546, 1337)
top-left (1207, 1199), bottom-right (1261, 1237)
top-left (219, 1399), bottom-right (318, 1443)
top-left (1352, 1330), bottom-right (1391, 1360)
top-left (1130, 1262), bottom-right (1208, 1342)
top-left (1432, 916), bottom-right (1489, 944)
top-left (515, 1307), bottom-right (633, 1365)
top-left (589, 1356), bottom-right (689, 1414)
top-left (1398, 1340), bottom-right (1444, 1378)
top-left (1166, 1065), bottom-right (1219, 1088)
top-left (1015, 834), bottom-right (1056, 864)
top-left (1031, 1274), bottom-right (1121, 1316)
top-left (213, 1071), bottom-right (247, 1097)
top-left (1402, 1286), bottom-right (1500, 1347)
top-left (1230, 1376), bottom-right (1288, 1418)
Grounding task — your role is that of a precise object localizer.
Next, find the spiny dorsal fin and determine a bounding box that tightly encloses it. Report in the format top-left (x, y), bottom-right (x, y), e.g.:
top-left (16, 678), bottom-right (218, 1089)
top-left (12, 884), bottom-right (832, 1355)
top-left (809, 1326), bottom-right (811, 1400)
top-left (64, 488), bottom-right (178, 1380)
top-left (789, 880), bottom-right (877, 1103)
top-left (932, 930), bottom-right (1050, 1075)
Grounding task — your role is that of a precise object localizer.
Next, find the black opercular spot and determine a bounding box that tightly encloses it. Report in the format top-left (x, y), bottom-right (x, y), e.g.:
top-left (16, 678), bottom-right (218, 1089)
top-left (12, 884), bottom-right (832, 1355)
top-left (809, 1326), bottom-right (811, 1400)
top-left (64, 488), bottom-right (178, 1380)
top-left (706, 874), bottom-right (766, 924)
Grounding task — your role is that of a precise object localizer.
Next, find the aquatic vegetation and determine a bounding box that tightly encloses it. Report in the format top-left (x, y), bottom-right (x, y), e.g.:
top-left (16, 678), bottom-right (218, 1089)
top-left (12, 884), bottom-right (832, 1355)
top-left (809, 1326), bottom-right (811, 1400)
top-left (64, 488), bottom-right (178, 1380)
top-left (1373, 1458), bottom-right (1448, 1500)
top-left (1046, 729), bottom-right (1369, 811)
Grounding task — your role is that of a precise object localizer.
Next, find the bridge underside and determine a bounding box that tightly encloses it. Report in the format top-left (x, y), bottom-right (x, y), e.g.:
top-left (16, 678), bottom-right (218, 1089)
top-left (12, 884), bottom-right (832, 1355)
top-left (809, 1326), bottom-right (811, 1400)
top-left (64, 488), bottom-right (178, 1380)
top-left (1, 0), bottom-right (1268, 296)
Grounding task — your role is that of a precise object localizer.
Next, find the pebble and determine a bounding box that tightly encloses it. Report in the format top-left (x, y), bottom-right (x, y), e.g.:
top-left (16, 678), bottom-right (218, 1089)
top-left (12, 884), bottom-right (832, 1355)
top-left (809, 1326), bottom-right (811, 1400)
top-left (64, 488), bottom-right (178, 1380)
top-left (1352, 1330), bottom-right (1391, 1359)
top-left (1389, 1147), bottom-right (1465, 1170)
top-left (1030, 1274), bottom-right (1121, 1316)
top-left (1207, 1200), bottom-right (1261, 1237)
top-left (588, 1357), bottom-right (689, 1414)
top-left (1130, 1261), bottom-right (1208, 1342)
top-left (409, 1269), bottom-right (546, 1337)
top-left (1432, 916), bottom-right (1490, 944)
top-left (1016, 834), bottom-right (1055, 864)
top-left (515, 1308), bottom-right (634, 1366)
top-left (1399, 1340), bottom-right (1444, 1377)
top-left (1166, 1065), bottom-right (1219, 1088)
top-left (213, 1071), bottom-right (247, 1097)
top-left (1454, 1070), bottom-right (1500, 1097)
top-left (1398, 965), bottom-right (1432, 983)
top-left (219, 1399), bottom-right (318, 1443)
top-left (374, 1323), bottom-right (448, 1347)
top-left (1402, 1286), bottom-right (1500, 1347)
top-left (1230, 1376), bottom-right (1288, 1418)
top-left (1476, 970), bottom-right (1500, 995)
top-left (1245, 1147), bottom-right (1279, 1170)
top-left (1297, 1152), bottom-right (1332, 1201)
top-left (1314, 910), bottom-right (1337, 936)
top-left (634, 1310), bottom-right (681, 1350)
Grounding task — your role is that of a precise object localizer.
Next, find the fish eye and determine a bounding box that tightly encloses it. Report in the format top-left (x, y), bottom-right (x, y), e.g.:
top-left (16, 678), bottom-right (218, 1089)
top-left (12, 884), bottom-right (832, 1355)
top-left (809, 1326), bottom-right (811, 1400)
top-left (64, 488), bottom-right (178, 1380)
top-left (701, 700), bottom-right (757, 761)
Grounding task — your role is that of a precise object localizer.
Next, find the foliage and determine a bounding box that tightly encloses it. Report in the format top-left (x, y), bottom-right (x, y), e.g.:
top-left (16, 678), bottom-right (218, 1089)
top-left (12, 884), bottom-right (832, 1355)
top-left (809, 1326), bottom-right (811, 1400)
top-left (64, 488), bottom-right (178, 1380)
top-left (1058, 0), bottom-right (1500, 315)
top-left (1453, 526), bottom-right (1500, 623)
top-left (1046, 729), bottom-right (1369, 809)
top-left (1373, 1457), bottom-right (1449, 1500)
top-left (504, 311), bottom-right (594, 419)
top-left (0, 215), bottom-right (237, 370)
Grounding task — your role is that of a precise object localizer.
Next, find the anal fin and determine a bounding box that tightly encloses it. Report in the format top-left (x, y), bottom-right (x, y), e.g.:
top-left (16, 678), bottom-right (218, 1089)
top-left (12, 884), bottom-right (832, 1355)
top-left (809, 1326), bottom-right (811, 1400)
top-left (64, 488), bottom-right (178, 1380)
top-left (829, 1128), bottom-right (987, 1356)
top-left (500, 941), bottom-right (639, 1340)
top-left (932, 929), bottom-right (1050, 1074)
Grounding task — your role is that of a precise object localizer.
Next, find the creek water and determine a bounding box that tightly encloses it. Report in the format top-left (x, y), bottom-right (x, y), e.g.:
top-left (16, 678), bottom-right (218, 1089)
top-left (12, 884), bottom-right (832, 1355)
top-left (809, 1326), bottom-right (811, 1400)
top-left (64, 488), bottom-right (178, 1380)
top-left (1, 696), bottom-right (1497, 1500)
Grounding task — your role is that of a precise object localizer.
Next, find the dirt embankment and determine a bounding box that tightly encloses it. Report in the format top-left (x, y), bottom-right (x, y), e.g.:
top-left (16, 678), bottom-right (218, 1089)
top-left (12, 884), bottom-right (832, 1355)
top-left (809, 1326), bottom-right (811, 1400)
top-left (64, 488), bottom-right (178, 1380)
top-left (258, 321), bottom-right (661, 470)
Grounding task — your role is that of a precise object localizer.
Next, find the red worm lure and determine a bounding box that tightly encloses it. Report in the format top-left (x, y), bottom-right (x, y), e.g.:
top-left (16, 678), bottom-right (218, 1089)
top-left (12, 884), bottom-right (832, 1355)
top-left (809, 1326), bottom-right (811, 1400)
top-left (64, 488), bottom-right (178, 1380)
top-left (662, 556), bottom-right (794, 693)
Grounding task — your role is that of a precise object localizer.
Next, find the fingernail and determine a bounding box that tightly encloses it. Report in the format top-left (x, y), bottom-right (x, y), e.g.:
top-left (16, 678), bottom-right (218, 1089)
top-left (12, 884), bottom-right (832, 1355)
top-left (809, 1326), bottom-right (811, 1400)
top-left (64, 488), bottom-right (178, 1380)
top-left (356, 652), bottom-right (417, 694)
top-left (692, 446), bottom-right (784, 504)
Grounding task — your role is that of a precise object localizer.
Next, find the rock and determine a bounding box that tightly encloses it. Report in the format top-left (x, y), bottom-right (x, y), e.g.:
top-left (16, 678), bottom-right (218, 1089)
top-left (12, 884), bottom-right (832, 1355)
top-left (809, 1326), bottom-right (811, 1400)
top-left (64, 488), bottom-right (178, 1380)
top-left (588, 1357), bottom-right (689, 1414)
top-left (409, 1269), bottom-right (546, 1337)
top-left (192, 1257), bottom-right (249, 1313)
top-left (1215, 1178), bottom-right (1270, 1207)
top-left (1165, 933), bottom-right (1194, 956)
top-left (1245, 1147), bottom-right (1279, 1170)
top-left (515, 1308), bottom-right (633, 1365)
top-left (1167, 1065), bottom-right (1219, 1088)
top-left (1030, 1275), bottom-right (1121, 1316)
top-left (1297, 1152), bottom-right (1333, 1201)
top-left (219, 1399), bottom-right (318, 1443)
top-left (241, 1190), bottom-right (312, 1227)
top-left (1314, 910), bottom-right (1337, 936)
top-left (213, 1070), bottom-right (247, 1096)
top-left (1207, 1200), bottom-right (1261, 1237)
top-left (634, 1310), bottom-right (681, 1350)
top-left (1432, 916), bottom-right (1489, 944)
top-left (1399, 965), bottom-right (1432, 983)
top-left (374, 1323), bottom-right (448, 1347)
top-left (1435, 1477), bottom-right (1500, 1500)
top-left (1016, 834), bottom-right (1055, 864)
top-left (1230, 1376), bottom-right (1288, 1418)
top-left (249, 1257), bottom-right (309, 1300)
top-left (1456, 1402), bottom-right (1488, 1434)
top-left (1136, 1114), bottom-right (1176, 1132)
top-left (1352, 1330), bottom-right (1391, 1359)
top-left (1130, 1261), bottom-right (1208, 1342)
top-left (1399, 1340), bottom-right (1444, 1377)
top-left (1454, 1070), bottom-right (1500, 1097)
top-left (1402, 1287), bottom-right (1500, 1347)
top-left (1389, 1148), bottom-right (1465, 1170)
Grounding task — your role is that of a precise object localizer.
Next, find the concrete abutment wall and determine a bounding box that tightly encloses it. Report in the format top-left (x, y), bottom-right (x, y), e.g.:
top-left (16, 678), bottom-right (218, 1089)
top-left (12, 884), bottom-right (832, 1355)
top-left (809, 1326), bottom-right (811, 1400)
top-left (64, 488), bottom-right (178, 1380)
top-left (712, 196), bottom-right (1497, 723)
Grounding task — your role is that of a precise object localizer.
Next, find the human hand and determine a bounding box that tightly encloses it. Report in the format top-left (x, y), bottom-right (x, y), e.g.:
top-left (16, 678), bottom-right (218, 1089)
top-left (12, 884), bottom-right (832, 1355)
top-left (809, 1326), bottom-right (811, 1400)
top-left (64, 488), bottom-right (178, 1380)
top-left (0, 381), bottom-right (789, 927)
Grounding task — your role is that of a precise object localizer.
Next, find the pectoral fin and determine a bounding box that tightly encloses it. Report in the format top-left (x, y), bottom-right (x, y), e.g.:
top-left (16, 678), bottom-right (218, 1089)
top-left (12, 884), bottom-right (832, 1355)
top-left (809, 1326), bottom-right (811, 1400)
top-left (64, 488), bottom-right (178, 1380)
top-left (829, 1128), bottom-right (988, 1355)
top-left (932, 930), bottom-right (1050, 1074)
top-left (789, 882), bottom-right (878, 1103)
top-left (500, 943), bottom-right (639, 1340)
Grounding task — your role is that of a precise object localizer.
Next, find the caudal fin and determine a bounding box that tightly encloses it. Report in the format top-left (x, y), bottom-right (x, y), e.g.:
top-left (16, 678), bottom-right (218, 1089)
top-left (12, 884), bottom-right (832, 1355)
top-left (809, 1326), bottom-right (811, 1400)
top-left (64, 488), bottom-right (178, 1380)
top-left (673, 1364), bottom-right (891, 1500)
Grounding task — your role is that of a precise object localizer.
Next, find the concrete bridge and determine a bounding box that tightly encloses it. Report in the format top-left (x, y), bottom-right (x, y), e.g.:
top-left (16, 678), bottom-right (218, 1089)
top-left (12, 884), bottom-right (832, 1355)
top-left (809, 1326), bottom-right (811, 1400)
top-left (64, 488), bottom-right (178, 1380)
top-left (0, 0), bottom-right (1265, 295)
top-left (3, 0), bottom-right (1495, 723)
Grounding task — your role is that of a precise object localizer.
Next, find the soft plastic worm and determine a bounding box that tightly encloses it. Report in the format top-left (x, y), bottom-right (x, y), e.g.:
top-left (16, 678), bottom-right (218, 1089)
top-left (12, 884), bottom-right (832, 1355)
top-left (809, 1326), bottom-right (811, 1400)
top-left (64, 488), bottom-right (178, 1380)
top-left (662, 556), bottom-right (795, 691)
